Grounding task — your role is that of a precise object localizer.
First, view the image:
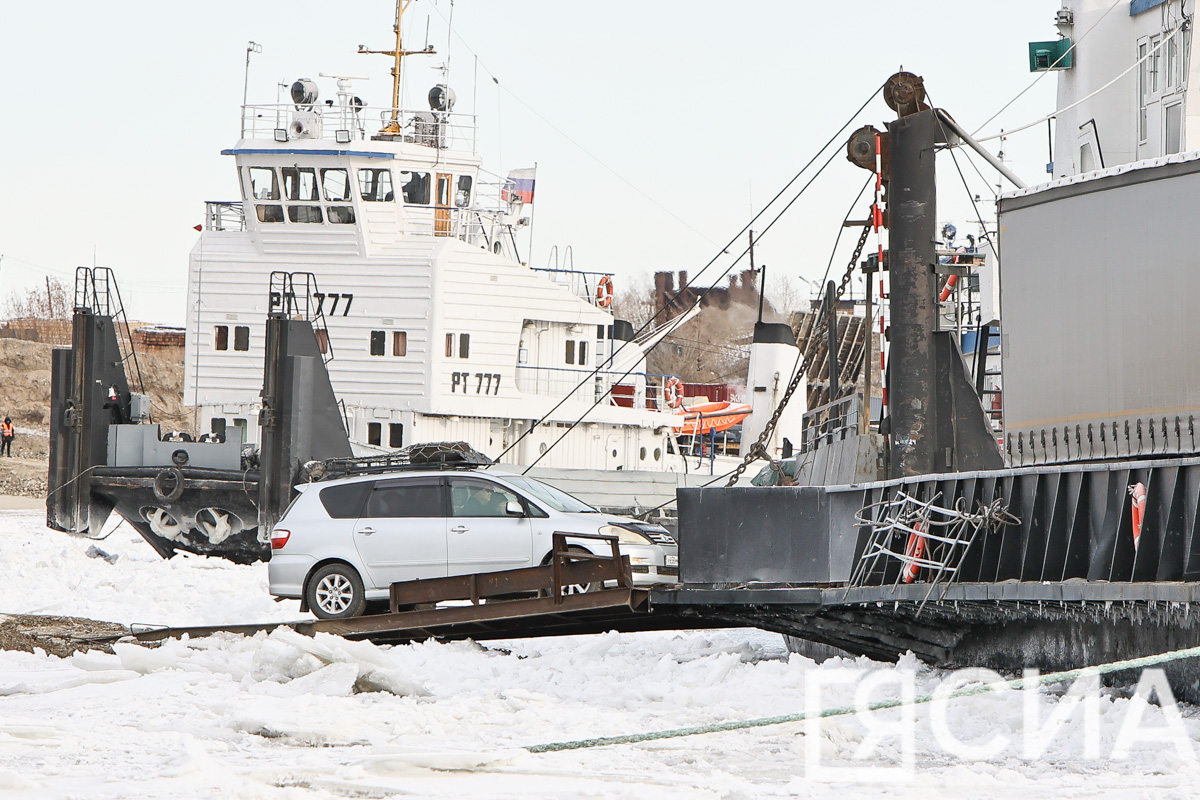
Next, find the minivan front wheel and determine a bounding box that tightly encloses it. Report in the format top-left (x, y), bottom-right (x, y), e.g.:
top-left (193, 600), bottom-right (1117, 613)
top-left (307, 563), bottom-right (367, 620)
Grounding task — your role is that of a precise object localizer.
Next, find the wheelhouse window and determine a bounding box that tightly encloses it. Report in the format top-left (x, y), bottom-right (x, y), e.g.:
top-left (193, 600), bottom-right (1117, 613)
top-left (400, 170), bottom-right (430, 204)
top-left (321, 168), bottom-right (351, 201)
top-left (214, 325), bottom-right (229, 351)
top-left (282, 166), bottom-right (321, 223)
top-left (248, 167), bottom-right (283, 223)
top-left (455, 175), bottom-right (473, 207)
top-left (358, 168), bottom-right (394, 202)
top-left (287, 205), bottom-right (323, 223)
top-left (321, 167), bottom-right (356, 224)
top-left (248, 167), bottom-right (280, 200)
top-left (282, 167), bottom-right (319, 201)
top-left (233, 326), bottom-right (250, 351)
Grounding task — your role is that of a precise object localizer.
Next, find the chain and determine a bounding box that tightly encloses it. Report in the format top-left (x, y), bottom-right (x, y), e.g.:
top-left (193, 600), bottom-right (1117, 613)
top-left (725, 220), bottom-right (873, 487)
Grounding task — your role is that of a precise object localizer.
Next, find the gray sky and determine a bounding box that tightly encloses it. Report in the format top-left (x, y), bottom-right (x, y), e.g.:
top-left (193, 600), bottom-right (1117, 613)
top-left (0, 1), bottom-right (1061, 325)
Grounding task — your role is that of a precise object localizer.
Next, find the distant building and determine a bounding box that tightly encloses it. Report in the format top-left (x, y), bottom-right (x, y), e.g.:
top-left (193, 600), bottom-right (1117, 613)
top-left (653, 269), bottom-right (767, 320)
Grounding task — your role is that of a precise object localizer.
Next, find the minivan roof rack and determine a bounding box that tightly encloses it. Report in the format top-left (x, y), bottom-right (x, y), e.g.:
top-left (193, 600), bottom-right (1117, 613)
top-left (308, 441), bottom-right (493, 481)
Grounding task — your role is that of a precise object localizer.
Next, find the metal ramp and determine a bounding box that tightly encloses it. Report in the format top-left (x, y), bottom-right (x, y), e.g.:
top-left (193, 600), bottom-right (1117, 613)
top-left (125, 534), bottom-right (718, 647)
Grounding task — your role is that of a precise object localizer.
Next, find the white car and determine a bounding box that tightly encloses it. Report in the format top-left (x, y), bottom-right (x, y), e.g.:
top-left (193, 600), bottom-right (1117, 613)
top-left (268, 468), bottom-right (679, 619)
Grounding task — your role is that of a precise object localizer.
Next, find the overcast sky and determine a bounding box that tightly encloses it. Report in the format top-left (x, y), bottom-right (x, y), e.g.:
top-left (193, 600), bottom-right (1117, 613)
top-left (0, 1), bottom-right (1063, 325)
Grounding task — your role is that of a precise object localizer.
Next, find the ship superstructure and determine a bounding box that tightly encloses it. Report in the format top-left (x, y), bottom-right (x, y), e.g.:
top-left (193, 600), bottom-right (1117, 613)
top-left (184, 4), bottom-right (692, 474)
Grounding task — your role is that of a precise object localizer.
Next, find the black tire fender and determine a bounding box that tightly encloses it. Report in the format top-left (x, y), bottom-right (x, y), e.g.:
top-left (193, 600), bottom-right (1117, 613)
top-left (153, 467), bottom-right (186, 504)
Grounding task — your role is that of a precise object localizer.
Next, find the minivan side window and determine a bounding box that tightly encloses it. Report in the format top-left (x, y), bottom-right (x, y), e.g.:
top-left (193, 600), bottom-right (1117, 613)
top-left (365, 480), bottom-right (443, 518)
top-left (319, 482), bottom-right (373, 519)
top-left (449, 479), bottom-right (522, 518)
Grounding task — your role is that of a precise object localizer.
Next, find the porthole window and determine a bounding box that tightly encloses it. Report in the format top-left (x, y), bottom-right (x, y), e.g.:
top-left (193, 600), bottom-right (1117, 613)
top-left (639, 447), bottom-right (647, 461)
top-left (654, 447), bottom-right (662, 461)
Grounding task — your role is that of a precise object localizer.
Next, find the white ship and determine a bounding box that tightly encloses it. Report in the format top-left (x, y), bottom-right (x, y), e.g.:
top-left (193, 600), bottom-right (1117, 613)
top-left (182, 1), bottom-right (806, 502)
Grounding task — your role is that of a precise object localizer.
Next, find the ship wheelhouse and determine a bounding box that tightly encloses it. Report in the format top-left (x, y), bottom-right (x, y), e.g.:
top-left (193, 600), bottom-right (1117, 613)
top-left (185, 76), bottom-right (685, 473)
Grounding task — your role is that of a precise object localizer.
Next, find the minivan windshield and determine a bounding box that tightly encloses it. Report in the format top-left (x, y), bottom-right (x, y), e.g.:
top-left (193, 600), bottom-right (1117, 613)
top-left (500, 475), bottom-right (597, 513)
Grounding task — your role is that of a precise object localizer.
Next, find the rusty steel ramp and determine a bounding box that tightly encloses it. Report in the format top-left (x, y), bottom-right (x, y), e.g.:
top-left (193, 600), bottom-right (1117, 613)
top-left (124, 534), bottom-right (722, 647)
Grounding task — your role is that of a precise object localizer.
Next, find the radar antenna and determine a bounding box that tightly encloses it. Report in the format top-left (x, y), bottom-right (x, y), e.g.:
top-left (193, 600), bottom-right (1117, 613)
top-left (357, 0), bottom-right (436, 134)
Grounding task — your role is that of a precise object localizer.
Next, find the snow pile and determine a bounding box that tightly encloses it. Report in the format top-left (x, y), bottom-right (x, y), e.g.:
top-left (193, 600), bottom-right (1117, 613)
top-left (2, 509), bottom-right (1200, 797)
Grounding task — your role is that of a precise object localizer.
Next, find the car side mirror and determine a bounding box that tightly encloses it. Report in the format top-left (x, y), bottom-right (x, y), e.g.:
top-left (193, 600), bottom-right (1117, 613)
top-left (505, 500), bottom-right (524, 516)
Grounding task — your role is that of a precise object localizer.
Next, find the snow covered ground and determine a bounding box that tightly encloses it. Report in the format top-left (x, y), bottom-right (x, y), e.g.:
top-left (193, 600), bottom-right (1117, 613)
top-left (3, 508), bottom-right (1200, 798)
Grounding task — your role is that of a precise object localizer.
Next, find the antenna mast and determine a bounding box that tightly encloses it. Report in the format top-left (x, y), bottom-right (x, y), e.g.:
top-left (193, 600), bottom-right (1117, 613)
top-left (358, 0), bottom-right (436, 134)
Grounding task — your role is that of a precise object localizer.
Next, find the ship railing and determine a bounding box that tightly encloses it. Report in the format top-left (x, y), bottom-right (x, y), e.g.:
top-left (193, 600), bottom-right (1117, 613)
top-left (515, 366), bottom-right (683, 413)
top-left (205, 201), bottom-right (246, 232)
top-left (240, 104), bottom-right (478, 154)
top-left (800, 393), bottom-right (863, 453)
top-left (532, 247), bottom-right (614, 305)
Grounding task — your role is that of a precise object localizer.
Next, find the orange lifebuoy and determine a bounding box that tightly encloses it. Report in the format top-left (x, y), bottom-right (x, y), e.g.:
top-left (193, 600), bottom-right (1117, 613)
top-left (664, 376), bottom-right (684, 410)
top-left (596, 275), bottom-right (614, 308)
top-left (902, 521), bottom-right (925, 583)
top-left (1130, 482), bottom-right (1147, 551)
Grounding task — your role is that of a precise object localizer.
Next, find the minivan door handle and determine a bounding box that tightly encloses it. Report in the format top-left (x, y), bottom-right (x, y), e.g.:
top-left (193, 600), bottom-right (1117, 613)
top-left (357, 526), bottom-right (376, 536)
top-left (450, 525), bottom-right (469, 534)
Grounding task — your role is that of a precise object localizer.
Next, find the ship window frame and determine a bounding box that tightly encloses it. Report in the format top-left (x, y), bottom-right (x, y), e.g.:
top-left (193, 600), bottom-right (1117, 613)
top-left (445, 333), bottom-right (455, 357)
top-left (233, 326), bottom-right (250, 352)
top-left (213, 325), bottom-right (229, 351)
top-left (389, 422), bottom-right (404, 448)
top-left (369, 330), bottom-right (386, 356)
top-left (1139, 40), bottom-right (1149, 144)
top-left (282, 166), bottom-right (320, 202)
top-left (578, 340), bottom-right (588, 365)
top-left (326, 206), bottom-right (356, 224)
top-left (321, 168), bottom-right (353, 202)
top-left (565, 340), bottom-right (575, 365)
top-left (367, 422), bottom-right (382, 446)
top-left (455, 175), bottom-right (473, 208)
top-left (359, 168), bottom-right (395, 202)
top-left (256, 205), bottom-right (285, 223)
top-left (247, 166), bottom-right (280, 201)
top-left (392, 331), bottom-right (407, 356)
top-left (287, 205), bottom-right (324, 224)
top-left (399, 170), bottom-right (431, 204)
top-left (459, 333), bottom-right (470, 359)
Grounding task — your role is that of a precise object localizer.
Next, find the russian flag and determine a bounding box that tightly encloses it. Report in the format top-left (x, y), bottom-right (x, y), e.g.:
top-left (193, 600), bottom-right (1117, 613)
top-left (502, 167), bottom-right (536, 204)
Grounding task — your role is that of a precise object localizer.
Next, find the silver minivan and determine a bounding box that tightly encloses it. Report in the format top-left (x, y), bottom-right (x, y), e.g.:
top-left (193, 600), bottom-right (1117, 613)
top-left (268, 469), bottom-right (679, 619)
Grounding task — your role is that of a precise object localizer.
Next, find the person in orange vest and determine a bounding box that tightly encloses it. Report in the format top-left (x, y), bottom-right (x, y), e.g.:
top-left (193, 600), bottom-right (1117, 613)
top-left (1, 418), bottom-right (13, 457)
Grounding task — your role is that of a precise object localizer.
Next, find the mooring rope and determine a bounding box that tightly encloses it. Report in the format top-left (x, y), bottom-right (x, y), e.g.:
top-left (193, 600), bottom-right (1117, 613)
top-left (524, 644), bottom-right (1200, 753)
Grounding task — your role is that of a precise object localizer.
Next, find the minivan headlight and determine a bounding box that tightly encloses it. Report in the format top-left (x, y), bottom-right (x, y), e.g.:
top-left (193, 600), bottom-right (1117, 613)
top-left (599, 524), bottom-right (652, 545)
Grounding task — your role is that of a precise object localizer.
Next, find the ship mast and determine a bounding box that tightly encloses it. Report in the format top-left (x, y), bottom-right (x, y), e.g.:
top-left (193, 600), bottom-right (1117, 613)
top-left (358, 0), bottom-right (436, 134)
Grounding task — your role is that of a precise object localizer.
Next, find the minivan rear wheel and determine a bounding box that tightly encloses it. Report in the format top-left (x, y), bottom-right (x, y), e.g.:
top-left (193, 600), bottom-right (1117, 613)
top-left (307, 563), bottom-right (367, 620)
